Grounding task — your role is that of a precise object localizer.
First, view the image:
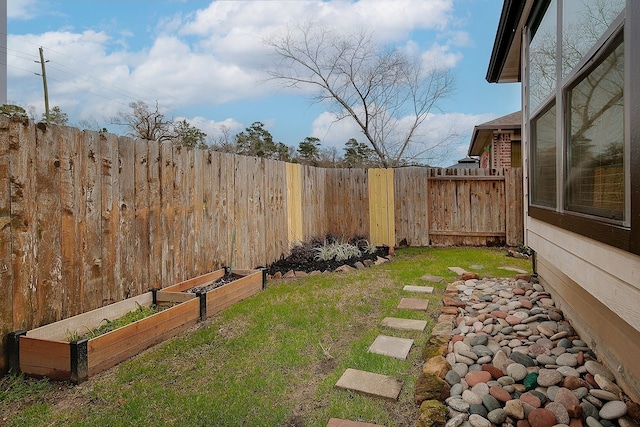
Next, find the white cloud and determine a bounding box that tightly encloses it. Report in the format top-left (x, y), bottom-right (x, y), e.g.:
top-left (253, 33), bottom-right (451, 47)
top-left (181, 116), bottom-right (243, 140)
top-left (7, 0), bottom-right (473, 148)
top-left (421, 43), bottom-right (463, 70)
top-left (7, 0), bottom-right (40, 20)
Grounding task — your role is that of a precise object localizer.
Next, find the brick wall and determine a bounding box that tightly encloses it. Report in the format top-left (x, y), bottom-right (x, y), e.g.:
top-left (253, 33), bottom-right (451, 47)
top-left (492, 132), bottom-right (512, 168)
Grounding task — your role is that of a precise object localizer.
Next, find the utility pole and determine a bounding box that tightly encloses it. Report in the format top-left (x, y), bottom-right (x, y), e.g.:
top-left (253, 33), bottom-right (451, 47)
top-left (36, 47), bottom-right (50, 122)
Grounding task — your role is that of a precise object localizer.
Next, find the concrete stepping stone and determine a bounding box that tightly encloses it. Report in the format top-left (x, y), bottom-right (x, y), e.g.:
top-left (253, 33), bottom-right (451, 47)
top-left (403, 285), bottom-right (434, 293)
top-left (498, 266), bottom-right (528, 274)
top-left (421, 274), bottom-right (444, 283)
top-left (327, 419), bottom-right (383, 427)
top-left (397, 297), bottom-right (429, 311)
top-left (368, 335), bottom-right (414, 359)
top-left (335, 368), bottom-right (403, 401)
top-left (448, 267), bottom-right (467, 275)
top-left (381, 317), bottom-right (427, 331)
top-left (398, 298), bottom-right (429, 311)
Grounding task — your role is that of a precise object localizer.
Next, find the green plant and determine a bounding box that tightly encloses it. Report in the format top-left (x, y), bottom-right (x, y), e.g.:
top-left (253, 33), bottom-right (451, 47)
top-left (2, 248), bottom-right (532, 427)
top-left (0, 373), bottom-right (52, 404)
top-left (314, 241), bottom-right (362, 262)
top-left (65, 303), bottom-right (166, 342)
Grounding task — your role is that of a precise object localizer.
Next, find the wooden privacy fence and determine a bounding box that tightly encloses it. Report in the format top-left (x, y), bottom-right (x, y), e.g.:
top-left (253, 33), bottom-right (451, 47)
top-left (0, 118), bottom-right (523, 372)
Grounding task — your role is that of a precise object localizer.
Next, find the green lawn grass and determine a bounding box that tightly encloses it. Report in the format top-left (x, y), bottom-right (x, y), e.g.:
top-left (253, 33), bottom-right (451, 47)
top-left (0, 247), bottom-right (531, 427)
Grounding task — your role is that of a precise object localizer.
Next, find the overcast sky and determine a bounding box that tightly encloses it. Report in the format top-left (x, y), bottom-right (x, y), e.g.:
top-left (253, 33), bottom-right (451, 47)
top-left (7, 0), bottom-right (521, 166)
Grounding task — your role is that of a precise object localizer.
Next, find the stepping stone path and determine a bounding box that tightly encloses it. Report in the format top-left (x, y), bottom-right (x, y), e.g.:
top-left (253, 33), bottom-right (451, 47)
top-left (335, 368), bottom-right (404, 401)
top-left (333, 276), bottom-right (436, 424)
top-left (421, 276), bottom-right (640, 427)
top-left (404, 285), bottom-right (435, 293)
top-left (398, 297), bottom-right (429, 311)
top-left (381, 317), bottom-right (427, 331)
top-left (368, 335), bottom-right (414, 360)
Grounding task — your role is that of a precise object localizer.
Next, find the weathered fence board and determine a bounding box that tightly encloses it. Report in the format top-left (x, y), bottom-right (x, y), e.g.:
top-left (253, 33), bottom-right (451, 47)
top-left (0, 119), bottom-right (11, 373)
top-left (159, 143), bottom-right (174, 288)
top-left (506, 167), bottom-right (524, 246)
top-left (134, 139), bottom-right (150, 298)
top-left (118, 137), bottom-right (136, 299)
top-left (0, 120), bottom-right (524, 372)
top-left (10, 120), bottom-right (38, 331)
top-left (301, 165), bottom-right (326, 240)
top-left (394, 167), bottom-right (430, 247)
top-left (147, 141), bottom-right (163, 289)
top-left (427, 168), bottom-right (510, 246)
top-left (100, 133), bottom-right (120, 306)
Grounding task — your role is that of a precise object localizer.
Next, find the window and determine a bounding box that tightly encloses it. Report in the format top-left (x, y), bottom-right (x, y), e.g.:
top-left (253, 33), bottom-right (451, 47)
top-left (566, 39), bottom-right (624, 220)
top-left (526, 1), bottom-right (632, 252)
top-left (529, 0), bottom-right (558, 112)
top-left (531, 103), bottom-right (557, 208)
top-left (562, 0), bottom-right (625, 79)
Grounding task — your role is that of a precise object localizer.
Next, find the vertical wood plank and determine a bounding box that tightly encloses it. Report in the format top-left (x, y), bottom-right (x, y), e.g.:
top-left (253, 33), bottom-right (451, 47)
top-left (172, 146), bottom-right (186, 283)
top-left (184, 148), bottom-right (196, 278)
top-left (34, 124), bottom-right (62, 325)
top-left (209, 151), bottom-right (224, 270)
top-left (134, 139), bottom-right (150, 295)
top-left (232, 155), bottom-right (248, 269)
top-left (82, 131), bottom-right (103, 313)
top-left (100, 133), bottom-right (119, 307)
top-left (59, 128), bottom-right (81, 317)
top-left (10, 119), bottom-right (38, 330)
top-left (192, 149), bottom-right (204, 275)
top-left (159, 143), bottom-right (174, 288)
top-left (201, 150), bottom-right (216, 274)
top-left (506, 168), bottom-right (524, 246)
top-left (118, 137), bottom-right (136, 299)
top-left (286, 162), bottom-right (303, 246)
top-left (218, 152), bottom-right (233, 267)
top-left (266, 160), bottom-right (288, 261)
top-left (0, 117), bottom-right (12, 371)
top-left (252, 157), bottom-right (266, 268)
top-left (147, 140), bottom-right (162, 288)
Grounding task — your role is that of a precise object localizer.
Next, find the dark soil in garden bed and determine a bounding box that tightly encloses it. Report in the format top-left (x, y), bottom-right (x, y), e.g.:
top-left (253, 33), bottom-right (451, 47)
top-left (187, 274), bottom-right (238, 293)
top-left (265, 234), bottom-right (390, 276)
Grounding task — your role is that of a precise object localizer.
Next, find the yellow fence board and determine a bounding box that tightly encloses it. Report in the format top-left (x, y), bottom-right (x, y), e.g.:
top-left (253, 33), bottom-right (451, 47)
top-left (286, 163), bottom-right (303, 245)
top-left (368, 168), bottom-right (395, 247)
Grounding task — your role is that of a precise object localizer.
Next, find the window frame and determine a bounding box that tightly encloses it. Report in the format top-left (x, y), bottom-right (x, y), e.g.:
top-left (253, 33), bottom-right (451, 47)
top-left (526, 0), bottom-right (639, 254)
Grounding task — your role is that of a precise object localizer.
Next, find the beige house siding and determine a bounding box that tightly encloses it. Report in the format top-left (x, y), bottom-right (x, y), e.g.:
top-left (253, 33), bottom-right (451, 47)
top-left (527, 218), bottom-right (640, 401)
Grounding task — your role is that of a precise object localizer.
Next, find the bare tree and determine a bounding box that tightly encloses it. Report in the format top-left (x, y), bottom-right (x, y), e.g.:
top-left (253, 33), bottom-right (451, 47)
top-left (112, 101), bottom-right (174, 143)
top-left (210, 124), bottom-right (237, 153)
top-left (265, 24), bottom-right (455, 167)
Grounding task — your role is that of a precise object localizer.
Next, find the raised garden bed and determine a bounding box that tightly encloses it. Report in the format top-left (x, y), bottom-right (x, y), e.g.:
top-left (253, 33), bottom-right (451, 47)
top-left (8, 290), bottom-right (200, 383)
top-left (159, 267), bottom-right (265, 320)
top-left (8, 268), bottom-right (265, 383)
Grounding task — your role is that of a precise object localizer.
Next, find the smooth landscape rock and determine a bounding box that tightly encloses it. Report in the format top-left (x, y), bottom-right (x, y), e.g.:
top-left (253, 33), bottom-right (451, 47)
top-left (440, 277), bottom-right (639, 427)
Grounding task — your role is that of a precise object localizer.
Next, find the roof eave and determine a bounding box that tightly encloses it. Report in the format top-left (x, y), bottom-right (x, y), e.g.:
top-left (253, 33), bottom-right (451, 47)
top-left (486, 0), bottom-right (528, 83)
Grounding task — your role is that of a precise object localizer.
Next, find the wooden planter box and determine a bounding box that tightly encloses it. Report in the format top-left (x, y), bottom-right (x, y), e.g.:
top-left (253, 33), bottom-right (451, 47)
top-left (7, 269), bottom-right (265, 383)
top-left (8, 290), bottom-right (200, 383)
top-left (159, 268), bottom-right (265, 320)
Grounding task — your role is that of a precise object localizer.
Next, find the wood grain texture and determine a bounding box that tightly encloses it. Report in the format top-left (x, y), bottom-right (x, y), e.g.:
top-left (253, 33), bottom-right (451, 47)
top-left (0, 118), bottom-right (11, 372)
top-left (1, 121), bottom-right (528, 372)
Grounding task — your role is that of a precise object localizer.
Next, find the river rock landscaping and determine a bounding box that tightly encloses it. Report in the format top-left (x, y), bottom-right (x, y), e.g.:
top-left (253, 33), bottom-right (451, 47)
top-left (420, 276), bottom-right (640, 427)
